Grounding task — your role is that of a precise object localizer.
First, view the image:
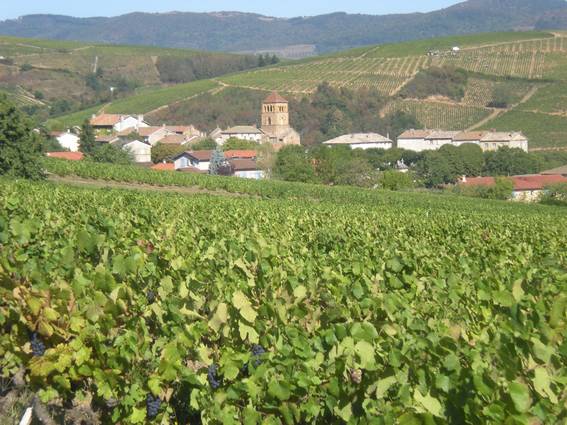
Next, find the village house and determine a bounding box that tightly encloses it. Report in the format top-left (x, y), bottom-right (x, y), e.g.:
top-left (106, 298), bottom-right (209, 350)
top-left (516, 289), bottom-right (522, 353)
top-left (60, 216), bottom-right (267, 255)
top-left (215, 126), bottom-right (265, 145)
top-left (396, 130), bottom-right (433, 152)
top-left (451, 131), bottom-right (485, 146)
top-left (151, 162), bottom-right (176, 171)
top-left (322, 133), bottom-right (393, 150)
top-left (460, 174), bottom-right (567, 202)
top-left (173, 150), bottom-right (214, 172)
top-left (50, 130), bottom-right (80, 152)
top-left (230, 159), bottom-right (265, 180)
top-left (479, 132), bottom-right (528, 152)
top-left (90, 114), bottom-right (149, 133)
top-left (112, 139), bottom-right (152, 163)
top-left (117, 126), bottom-right (171, 146)
top-left (397, 130), bottom-right (529, 152)
top-left (425, 131), bottom-right (460, 149)
top-left (173, 150), bottom-right (261, 175)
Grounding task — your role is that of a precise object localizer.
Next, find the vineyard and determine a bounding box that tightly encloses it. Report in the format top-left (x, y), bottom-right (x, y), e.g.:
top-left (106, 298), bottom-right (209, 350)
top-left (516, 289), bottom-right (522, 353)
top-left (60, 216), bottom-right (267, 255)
top-left (221, 56), bottom-right (430, 95)
top-left (382, 100), bottom-right (491, 131)
top-left (462, 78), bottom-right (535, 107)
top-left (0, 173), bottom-right (566, 424)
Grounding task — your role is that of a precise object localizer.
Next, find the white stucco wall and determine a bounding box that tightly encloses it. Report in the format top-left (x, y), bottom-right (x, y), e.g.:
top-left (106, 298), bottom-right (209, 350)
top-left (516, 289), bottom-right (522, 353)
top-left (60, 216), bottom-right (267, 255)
top-left (57, 133), bottom-right (80, 152)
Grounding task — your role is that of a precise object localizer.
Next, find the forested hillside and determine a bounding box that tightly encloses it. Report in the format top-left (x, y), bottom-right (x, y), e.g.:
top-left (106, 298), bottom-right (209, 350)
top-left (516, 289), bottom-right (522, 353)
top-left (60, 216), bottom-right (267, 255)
top-left (1, 0), bottom-right (567, 55)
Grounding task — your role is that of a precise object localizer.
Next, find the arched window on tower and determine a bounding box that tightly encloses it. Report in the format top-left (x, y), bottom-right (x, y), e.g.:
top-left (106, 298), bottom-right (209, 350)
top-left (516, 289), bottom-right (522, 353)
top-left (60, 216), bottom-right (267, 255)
top-left (268, 117), bottom-right (272, 125)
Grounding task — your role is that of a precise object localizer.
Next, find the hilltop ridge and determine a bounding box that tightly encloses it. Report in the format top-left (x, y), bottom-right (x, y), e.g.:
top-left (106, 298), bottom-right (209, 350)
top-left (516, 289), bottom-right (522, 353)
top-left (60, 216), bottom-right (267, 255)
top-left (1, 0), bottom-right (567, 56)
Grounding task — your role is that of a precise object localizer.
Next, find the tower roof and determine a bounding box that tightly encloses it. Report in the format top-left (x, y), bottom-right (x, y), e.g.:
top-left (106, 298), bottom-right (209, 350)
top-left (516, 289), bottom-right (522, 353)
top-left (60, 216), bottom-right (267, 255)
top-left (264, 91), bottom-right (288, 104)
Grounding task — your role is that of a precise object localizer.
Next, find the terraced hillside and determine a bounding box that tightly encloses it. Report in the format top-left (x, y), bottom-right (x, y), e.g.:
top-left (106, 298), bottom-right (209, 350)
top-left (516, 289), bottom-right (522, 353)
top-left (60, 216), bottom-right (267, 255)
top-left (51, 31), bottom-right (567, 149)
top-left (0, 36), bottom-right (256, 121)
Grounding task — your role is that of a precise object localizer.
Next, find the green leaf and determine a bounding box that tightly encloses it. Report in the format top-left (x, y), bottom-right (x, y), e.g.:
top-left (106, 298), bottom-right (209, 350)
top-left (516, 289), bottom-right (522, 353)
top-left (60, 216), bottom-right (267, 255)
top-left (148, 377), bottom-right (162, 397)
top-left (239, 322), bottom-right (259, 343)
top-left (376, 376), bottom-right (397, 398)
top-left (508, 382), bottom-right (531, 413)
top-left (533, 368), bottom-right (557, 404)
top-left (209, 302), bottom-right (229, 333)
top-left (232, 291), bottom-right (257, 323)
top-left (334, 402), bottom-right (352, 422)
top-left (531, 338), bottom-right (554, 364)
top-left (414, 389), bottom-right (444, 418)
top-left (268, 381), bottom-right (291, 401)
top-left (129, 407), bottom-right (146, 424)
top-left (512, 280), bottom-right (524, 302)
top-left (355, 340), bottom-right (376, 369)
top-left (293, 285), bottom-right (307, 302)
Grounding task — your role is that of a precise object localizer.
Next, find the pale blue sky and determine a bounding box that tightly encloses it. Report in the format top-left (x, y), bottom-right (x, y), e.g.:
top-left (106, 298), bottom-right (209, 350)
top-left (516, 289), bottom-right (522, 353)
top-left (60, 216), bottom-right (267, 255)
top-left (1, 1), bottom-right (462, 20)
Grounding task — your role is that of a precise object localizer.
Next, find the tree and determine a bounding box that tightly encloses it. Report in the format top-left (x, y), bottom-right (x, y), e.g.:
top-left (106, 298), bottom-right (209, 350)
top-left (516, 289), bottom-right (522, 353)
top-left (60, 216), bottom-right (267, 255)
top-left (483, 147), bottom-right (539, 176)
top-left (222, 137), bottom-right (259, 151)
top-left (209, 147), bottom-right (225, 175)
top-left (151, 143), bottom-right (186, 164)
top-left (90, 144), bottom-right (132, 164)
top-left (417, 151), bottom-right (455, 187)
top-left (0, 96), bottom-right (44, 180)
top-left (191, 138), bottom-right (217, 150)
top-left (79, 120), bottom-right (96, 155)
top-left (273, 145), bottom-right (315, 183)
top-left (457, 143), bottom-right (484, 176)
top-left (378, 170), bottom-right (415, 191)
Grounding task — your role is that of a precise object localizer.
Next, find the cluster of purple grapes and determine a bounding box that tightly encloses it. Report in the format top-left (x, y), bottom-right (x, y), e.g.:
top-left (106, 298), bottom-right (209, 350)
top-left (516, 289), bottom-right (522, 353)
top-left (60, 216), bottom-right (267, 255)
top-left (251, 345), bottom-right (265, 367)
top-left (146, 290), bottom-right (156, 303)
top-left (207, 365), bottom-right (220, 390)
top-left (30, 333), bottom-right (46, 357)
top-left (146, 394), bottom-right (161, 419)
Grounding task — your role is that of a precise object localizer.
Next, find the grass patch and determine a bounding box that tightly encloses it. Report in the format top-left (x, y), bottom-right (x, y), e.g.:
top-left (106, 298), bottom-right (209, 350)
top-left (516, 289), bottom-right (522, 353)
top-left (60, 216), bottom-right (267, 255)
top-left (104, 79), bottom-right (219, 114)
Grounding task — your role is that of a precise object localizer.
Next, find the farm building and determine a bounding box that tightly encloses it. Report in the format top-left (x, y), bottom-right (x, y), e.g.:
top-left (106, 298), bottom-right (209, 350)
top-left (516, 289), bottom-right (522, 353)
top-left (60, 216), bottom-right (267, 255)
top-left (397, 130), bottom-right (529, 152)
top-left (460, 174), bottom-right (567, 202)
top-left (322, 133), bottom-right (393, 150)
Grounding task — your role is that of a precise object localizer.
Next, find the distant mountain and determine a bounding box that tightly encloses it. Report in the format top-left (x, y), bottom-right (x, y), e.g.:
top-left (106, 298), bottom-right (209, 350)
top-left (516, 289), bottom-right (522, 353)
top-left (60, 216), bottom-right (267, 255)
top-left (1, 0), bottom-right (567, 56)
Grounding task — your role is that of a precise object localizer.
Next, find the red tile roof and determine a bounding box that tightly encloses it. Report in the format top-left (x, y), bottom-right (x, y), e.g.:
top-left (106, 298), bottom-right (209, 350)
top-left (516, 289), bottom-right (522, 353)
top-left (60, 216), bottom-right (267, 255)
top-left (224, 150), bottom-right (257, 159)
top-left (264, 91), bottom-right (288, 104)
top-left (159, 134), bottom-right (186, 145)
top-left (90, 114), bottom-right (124, 127)
top-left (230, 159), bottom-right (259, 171)
top-left (46, 152), bottom-right (84, 161)
top-left (151, 162), bottom-right (175, 171)
top-left (462, 175), bottom-right (567, 191)
top-left (397, 129), bottom-right (432, 139)
top-left (178, 166), bottom-right (207, 174)
top-left (188, 150), bottom-right (214, 161)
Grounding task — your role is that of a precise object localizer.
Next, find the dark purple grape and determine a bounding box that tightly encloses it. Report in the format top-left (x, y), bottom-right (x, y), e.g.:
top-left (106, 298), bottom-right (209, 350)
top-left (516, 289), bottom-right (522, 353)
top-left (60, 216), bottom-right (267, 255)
top-left (146, 394), bottom-right (161, 419)
top-left (30, 333), bottom-right (46, 357)
top-left (207, 365), bottom-right (220, 390)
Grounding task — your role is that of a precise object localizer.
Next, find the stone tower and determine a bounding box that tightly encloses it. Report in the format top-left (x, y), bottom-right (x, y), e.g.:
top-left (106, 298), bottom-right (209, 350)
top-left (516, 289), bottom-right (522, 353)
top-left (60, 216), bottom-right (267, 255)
top-left (261, 91), bottom-right (290, 138)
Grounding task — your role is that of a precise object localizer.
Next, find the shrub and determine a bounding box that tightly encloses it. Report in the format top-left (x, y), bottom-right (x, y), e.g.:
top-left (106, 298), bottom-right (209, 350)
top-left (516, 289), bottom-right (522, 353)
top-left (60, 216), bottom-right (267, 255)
top-left (540, 183), bottom-right (567, 206)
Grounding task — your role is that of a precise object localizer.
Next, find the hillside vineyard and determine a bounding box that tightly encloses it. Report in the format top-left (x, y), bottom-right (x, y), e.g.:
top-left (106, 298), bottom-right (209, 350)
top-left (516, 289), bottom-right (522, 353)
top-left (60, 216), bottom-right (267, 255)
top-left (0, 177), bottom-right (565, 424)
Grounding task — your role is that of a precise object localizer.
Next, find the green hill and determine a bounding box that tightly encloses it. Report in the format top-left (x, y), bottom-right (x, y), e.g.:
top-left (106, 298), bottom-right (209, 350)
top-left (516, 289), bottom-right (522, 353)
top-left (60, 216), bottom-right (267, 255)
top-left (51, 31), bottom-right (567, 150)
top-left (0, 35), bottom-right (257, 122)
